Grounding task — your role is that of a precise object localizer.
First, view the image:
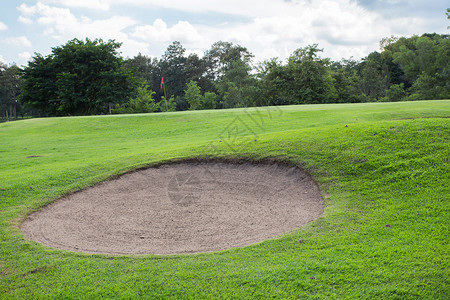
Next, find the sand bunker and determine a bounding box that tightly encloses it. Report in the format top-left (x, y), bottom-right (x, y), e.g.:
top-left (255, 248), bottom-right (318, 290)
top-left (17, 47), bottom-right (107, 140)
top-left (21, 162), bottom-right (323, 255)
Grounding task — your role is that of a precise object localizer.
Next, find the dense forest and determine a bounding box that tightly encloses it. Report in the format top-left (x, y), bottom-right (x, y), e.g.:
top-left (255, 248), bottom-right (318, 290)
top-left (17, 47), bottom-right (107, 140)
top-left (0, 33), bottom-right (449, 119)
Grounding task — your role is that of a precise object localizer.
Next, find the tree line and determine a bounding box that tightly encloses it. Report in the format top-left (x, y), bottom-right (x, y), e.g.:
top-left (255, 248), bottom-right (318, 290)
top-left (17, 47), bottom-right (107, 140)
top-left (0, 33), bottom-right (448, 120)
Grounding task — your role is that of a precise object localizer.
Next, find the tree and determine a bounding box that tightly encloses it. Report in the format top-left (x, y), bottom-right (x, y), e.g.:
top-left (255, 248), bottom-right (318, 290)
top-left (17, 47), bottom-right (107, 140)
top-left (222, 82), bottom-right (241, 108)
top-left (0, 63), bottom-right (22, 120)
top-left (447, 8), bottom-right (450, 29)
top-left (382, 83), bottom-right (407, 102)
top-left (20, 38), bottom-right (134, 116)
top-left (284, 44), bottom-right (337, 104)
top-left (112, 84), bottom-right (160, 114)
top-left (159, 41), bottom-right (188, 100)
top-left (217, 59), bottom-right (257, 108)
top-left (124, 53), bottom-right (162, 99)
top-left (204, 41), bottom-right (254, 81)
top-left (391, 34), bottom-right (449, 100)
top-left (184, 80), bottom-right (202, 110)
top-left (330, 59), bottom-right (363, 103)
top-left (160, 96), bottom-right (177, 112)
top-left (358, 52), bottom-right (388, 101)
top-left (128, 84), bottom-right (159, 113)
top-left (380, 36), bottom-right (410, 88)
top-left (409, 72), bottom-right (449, 100)
top-left (201, 92), bottom-right (217, 109)
top-left (185, 53), bottom-right (213, 93)
top-left (19, 54), bottom-right (58, 115)
top-left (257, 45), bottom-right (338, 106)
top-left (257, 58), bottom-right (291, 106)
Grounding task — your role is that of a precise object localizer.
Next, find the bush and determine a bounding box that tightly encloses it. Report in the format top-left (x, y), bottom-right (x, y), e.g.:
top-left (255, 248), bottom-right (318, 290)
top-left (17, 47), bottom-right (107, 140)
top-left (384, 83), bottom-right (407, 102)
top-left (160, 96), bottom-right (177, 112)
top-left (201, 92), bottom-right (217, 109)
top-left (112, 84), bottom-right (158, 114)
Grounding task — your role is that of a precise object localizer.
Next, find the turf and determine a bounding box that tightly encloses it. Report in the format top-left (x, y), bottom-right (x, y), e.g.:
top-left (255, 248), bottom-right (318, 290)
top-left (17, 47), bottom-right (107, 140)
top-left (0, 100), bottom-right (449, 299)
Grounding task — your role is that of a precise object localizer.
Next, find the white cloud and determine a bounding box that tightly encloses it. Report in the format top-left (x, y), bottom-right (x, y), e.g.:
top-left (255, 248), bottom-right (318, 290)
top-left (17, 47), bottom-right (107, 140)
top-left (311, 1), bottom-right (387, 45)
top-left (176, 0), bottom-right (389, 62)
top-left (387, 17), bottom-right (427, 35)
top-left (185, 49), bottom-right (204, 57)
top-left (18, 16), bottom-right (33, 24)
top-left (108, 0), bottom-right (295, 18)
top-left (42, 0), bottom-right (110, 10)
top-left (10, 0), bottom-right (447, 65)
top-left (0, 54), bottom-right (6, 65)
top-left (17, 2), bottom-right (150, 59)
top-left (18, 2), bottom-right (77, 28)
top-left (129, 0), bottom-right (383, 62)
top-left (3, 36), bottom-right (32, 48)
top-left (132, 19), bottom-right (203, 44)
top-left (123, 0), bottom-right (390, 61)
top-left (116, 0), bottom-right (447, 61)
top-left (18, 52), bottom-right (32, 65)
top-left (0, 21), bottom-right (8, 31)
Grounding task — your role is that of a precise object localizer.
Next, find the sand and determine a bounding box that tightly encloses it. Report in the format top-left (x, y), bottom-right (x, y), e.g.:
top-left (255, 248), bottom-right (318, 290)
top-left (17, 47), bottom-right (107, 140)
top-left (21, 162), bottom-right (323, 255)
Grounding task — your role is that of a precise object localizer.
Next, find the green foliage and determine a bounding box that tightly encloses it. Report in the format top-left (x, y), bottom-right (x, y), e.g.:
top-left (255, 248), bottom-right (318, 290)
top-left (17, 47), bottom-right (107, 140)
top-left (330, 60), bottom-right (362, 103)
top-left (124, 53), bottom-right (162, 99)
top-left (256, 58), bottom-right (290, 105)
top-left (259, 45), bottom-right (337, 105)
top-left (201, 92), bottom-right (217, 109)
top-left (160, 42), bottom-right (188, 99)
top-left (159, 96), bottom-right (177, 112)
top-left (0, 64), bottom-right (22, 120)
top-left (155, 42), bottom-right (216, 104)
top-left (287, 45), bottom-right (336, 104)
top-left (381, 83), bottom-right (407, 102)
top-left (204, 42), bottom-right (257, 108)
top-left (218, 59), bottom-right (256, 108)
top-left (164, 33), bottom-right (447, 107)
top-left (359, 52), bottom-right (388, 101)
top-left (391, 34), bottom-right (449, 100)
top-left (113, 84), bottom-right (159, 114)
top-left (409, 72), bottom-right (450, 100)
top-left (0, 101), bottom-right (449, 298)
top-left (4, 33), bottom-right (449, 118)
top-left (20, 38), bottom-right (135, 116)
top-left (130, 85), bottom-right (159, 113)
top-left (222, 81), bottom-right (241, 108)
top-left (185, 80), bottom-right (202, 110)
top-left (447, 8), bottom-right (450, 29)
top-left (204, 41), bottom-right (254, 81)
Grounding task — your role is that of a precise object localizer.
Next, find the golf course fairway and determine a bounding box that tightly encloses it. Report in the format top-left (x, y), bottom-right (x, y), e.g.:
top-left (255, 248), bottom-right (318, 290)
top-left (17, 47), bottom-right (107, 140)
top-left (0, 100), bottom-right (449, 299)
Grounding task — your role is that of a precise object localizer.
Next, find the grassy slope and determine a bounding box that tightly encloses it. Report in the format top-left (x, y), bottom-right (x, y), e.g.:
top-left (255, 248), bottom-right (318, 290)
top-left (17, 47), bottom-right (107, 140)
top-left (0, 100), bottom-right (449, 299)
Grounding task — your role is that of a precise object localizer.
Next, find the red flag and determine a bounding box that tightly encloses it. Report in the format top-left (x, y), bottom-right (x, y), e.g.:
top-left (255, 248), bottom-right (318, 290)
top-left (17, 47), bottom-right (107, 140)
top-left (160, 77), bottom-right (164, 89)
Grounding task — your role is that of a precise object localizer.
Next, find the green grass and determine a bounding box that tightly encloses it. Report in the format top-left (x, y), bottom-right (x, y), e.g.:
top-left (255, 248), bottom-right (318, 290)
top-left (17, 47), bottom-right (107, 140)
top-left (0, 100), bottom-right (449, 299)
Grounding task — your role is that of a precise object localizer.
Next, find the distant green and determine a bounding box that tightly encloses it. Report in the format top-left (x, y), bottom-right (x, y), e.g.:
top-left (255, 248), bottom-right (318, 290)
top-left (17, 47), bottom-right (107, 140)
top-left (0, 100), bottom-right (449, 299)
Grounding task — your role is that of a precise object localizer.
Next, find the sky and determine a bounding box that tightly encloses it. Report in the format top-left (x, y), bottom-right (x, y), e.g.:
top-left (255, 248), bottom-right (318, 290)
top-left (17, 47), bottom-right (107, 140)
top-left (0, 0), bottom-right (448, 66)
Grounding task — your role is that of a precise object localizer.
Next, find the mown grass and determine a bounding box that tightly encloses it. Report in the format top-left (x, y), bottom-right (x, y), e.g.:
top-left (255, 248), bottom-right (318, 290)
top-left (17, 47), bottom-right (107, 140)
top-left (0, 100), bottom-right (449, 299)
